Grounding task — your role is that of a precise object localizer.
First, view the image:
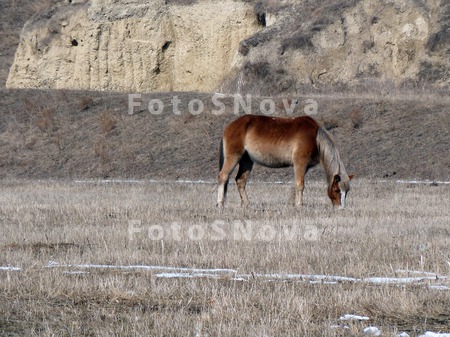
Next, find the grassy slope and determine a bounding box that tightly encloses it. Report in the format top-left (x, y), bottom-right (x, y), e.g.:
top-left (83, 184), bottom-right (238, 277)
top-left (0, 89), bottom-right (449, 181)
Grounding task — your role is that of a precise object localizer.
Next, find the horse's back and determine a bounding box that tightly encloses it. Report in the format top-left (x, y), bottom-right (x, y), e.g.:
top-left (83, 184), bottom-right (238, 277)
top-left (225, 115), bottom-right (319, 142)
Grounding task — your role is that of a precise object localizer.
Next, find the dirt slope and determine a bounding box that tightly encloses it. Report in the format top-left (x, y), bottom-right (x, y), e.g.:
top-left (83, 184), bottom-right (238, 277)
top-left (0, 89), bottom-right (448, 181)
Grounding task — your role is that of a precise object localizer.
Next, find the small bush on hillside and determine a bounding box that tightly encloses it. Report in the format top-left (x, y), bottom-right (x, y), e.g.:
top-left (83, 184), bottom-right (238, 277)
top-left (348, 107), bottom-right (363, 129)
top-left (425, 28), bottom-right (450, 53)
top-left (164, 0), bottom-right (197, 5)
top-left (279, 34), bottom-right (314, 55)
top-left (79, 96), bottom-right (94, 110)
top-left (100, 111), bottom-right (118, 134)
top-left (417, 61), bottom-right (448, 84)
top-left (35, 107), bottom-right (55, 132)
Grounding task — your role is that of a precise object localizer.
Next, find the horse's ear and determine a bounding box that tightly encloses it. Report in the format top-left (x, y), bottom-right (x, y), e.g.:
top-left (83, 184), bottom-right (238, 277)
top-left (333, 174), bottom-right (341, 183)
top-left (348, 174), bottom-right (355, 180)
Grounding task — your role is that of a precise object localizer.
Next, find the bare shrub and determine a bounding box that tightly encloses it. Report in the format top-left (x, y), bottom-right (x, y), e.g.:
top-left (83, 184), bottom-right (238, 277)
top-left (425, 29), bottom-right (449, 53)
top-left (280, 34), bottom-right (314, 54)
top-left (35, 107), bottom-right (55, 132)
top-left (52, 131), bottom-right (65, 151)
top-left (164, 0), bottom-right (198, 5)
top-left (99, 111), bottom-right (118, 134)
top-left (93, 137), bottom-right (108, 163)
top-left (30, 0), bottom-right (56, 14)
top-left (417, 61), bottom-right (448, 84)
top-left (238, 61), bottom-right (296, 95)
top-left (253, 0), bottom-right (287, 14)
top-left (25, 137), bottom-right (38, 150)
top-left (348, 107), bottom-right (363, 129)
top-left (317, 116), bottom-right (340, 130)
top-left (79, 96), bottom-right (94, 110)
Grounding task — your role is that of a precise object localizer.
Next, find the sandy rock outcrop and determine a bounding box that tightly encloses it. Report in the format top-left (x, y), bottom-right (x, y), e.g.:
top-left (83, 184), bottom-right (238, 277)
top-left (236, 0), bottom-right (448, 93)
top-left (6, 0), bottom-right (448, 93)
top-left (6, 0), bottom-right (262, 92)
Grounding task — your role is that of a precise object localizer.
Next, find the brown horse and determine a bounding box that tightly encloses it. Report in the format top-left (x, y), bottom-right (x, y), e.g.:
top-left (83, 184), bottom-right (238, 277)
top-left (217, 114), bottom-right (353, 208)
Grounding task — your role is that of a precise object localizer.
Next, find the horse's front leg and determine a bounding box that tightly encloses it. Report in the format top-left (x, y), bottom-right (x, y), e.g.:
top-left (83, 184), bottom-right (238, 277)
top-left (293, 160), bottom-right (308, 207)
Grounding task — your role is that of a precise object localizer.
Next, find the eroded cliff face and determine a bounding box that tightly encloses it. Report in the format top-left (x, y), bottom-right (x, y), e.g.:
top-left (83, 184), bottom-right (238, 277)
top-left (289, 0), bottom-right (447, 87)
top-left (6, 0), bottom-right (262, 92)
top-left (6, 0), bottom-right (449, 93)
top-left (235, 0), bottom-right (448, 93)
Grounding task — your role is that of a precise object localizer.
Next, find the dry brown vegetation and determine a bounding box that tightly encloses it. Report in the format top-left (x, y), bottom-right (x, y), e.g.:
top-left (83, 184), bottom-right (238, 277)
top-left (0, 179), bottom-right (449, 336)
top-left (0, 89), bottom-right (449, 181)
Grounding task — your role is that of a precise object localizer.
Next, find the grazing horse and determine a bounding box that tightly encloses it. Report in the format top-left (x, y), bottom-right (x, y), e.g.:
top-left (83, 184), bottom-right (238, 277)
top-left (217, 114), bottom-right (353, 208)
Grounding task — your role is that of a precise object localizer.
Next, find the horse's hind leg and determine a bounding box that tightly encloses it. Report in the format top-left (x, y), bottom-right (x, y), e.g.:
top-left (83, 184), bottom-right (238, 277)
top-left (217, 155), bottom-right (240, 207)
top-left (235, 152), bottom-right (253, 207)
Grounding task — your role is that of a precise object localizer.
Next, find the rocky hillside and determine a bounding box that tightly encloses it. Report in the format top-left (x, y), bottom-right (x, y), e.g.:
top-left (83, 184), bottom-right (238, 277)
top-left (5, 0), bottom-right (449, 93)
top-left (233, 0), bottom-right (449, 94)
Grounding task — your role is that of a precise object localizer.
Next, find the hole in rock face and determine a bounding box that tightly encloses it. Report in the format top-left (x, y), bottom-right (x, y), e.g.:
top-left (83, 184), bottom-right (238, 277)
top-left (257, 13), bottom-right (266, 27)
top-left (162, 41), bottom-right (171, 51)
top-left (71, 39), bottom-right (78, 46)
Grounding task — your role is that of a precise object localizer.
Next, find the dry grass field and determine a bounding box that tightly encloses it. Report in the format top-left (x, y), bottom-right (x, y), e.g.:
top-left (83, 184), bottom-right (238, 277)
top-left (1, 1), bottom-right (448, 336)
top-left (0, 178), bottom-right (449, 336)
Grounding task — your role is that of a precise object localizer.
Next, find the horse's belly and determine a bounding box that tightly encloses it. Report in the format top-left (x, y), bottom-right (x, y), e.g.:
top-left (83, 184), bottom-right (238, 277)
top-left (247, 149), bottom-right (292, 168)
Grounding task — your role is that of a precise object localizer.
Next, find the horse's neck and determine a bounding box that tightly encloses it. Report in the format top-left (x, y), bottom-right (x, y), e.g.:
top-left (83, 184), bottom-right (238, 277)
top-left (323, 150), bottom-right (347, 184)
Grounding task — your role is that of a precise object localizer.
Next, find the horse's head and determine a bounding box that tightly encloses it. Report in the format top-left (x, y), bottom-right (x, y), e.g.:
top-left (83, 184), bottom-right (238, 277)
top-left (328, 174), bottom-right (354, 209)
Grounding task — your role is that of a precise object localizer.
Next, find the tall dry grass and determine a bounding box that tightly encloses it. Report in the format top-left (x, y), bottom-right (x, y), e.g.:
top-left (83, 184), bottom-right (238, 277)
top-left (0, 179), bottom-right (449, 336)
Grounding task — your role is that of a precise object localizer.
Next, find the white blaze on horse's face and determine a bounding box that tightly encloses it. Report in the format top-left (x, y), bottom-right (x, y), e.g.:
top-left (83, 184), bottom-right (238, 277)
top-left (340, 191), bottom-right (346, 209)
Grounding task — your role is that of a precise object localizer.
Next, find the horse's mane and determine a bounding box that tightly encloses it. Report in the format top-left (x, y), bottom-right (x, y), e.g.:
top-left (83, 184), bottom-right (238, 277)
top-left (316, 127), bottom-right (349, 184)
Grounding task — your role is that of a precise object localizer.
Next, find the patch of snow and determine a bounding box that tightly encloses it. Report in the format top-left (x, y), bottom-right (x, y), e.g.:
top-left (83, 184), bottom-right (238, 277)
top-left (428, 285), bottom-right (450, 290)
top-left (44, 262), bottom-right (449, 290)
top-left (310, 280), bottom-right (338, 284)
top-left (74, 179), bottom-right (144, 184)
top-left (395, 269), bottom-right (441, 277)
top-left (256, 273), bottom-right (358, 283)
top-left (340, 314), bottom-right (370, 321)
top-left (363, 276), bottom-right (438, 284)
top-left (419, 333), bottom-right (450, 337)
top-left (46, 262), bottom-right (237, 275)
top-left (330, 324), bottom-right (350, 329)
top-left (397, 333), bottom-right (410, 337)
top-left (395, 180), bottom-right (450, 185)
top-left (62, 271), bottom-right (89, 275)
top-left (364, 326), bottom-right (381, 336)
top-left (74, 179), bottom-right (215, 185)
top-left (156, 272), bottom-right (223, 279)
top-left (0, 266), bottom-right (21, 271)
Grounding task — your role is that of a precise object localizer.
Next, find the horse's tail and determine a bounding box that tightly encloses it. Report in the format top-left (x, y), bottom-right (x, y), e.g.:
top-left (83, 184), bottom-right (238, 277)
top-left (219, 138), bottom-right (224, 173)
top-left (218, 137), bottom-right (228, 196)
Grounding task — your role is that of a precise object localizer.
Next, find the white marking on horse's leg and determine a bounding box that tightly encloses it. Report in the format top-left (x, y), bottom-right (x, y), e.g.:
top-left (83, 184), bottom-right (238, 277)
top-left (340, 191), bottom-right (346, 209)
top-left (293, 160), bottom-right (307, 207)
top-left (217, 184), bottom-right (225, 206)
top-left (296, 187), bottom-right (304, 207)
